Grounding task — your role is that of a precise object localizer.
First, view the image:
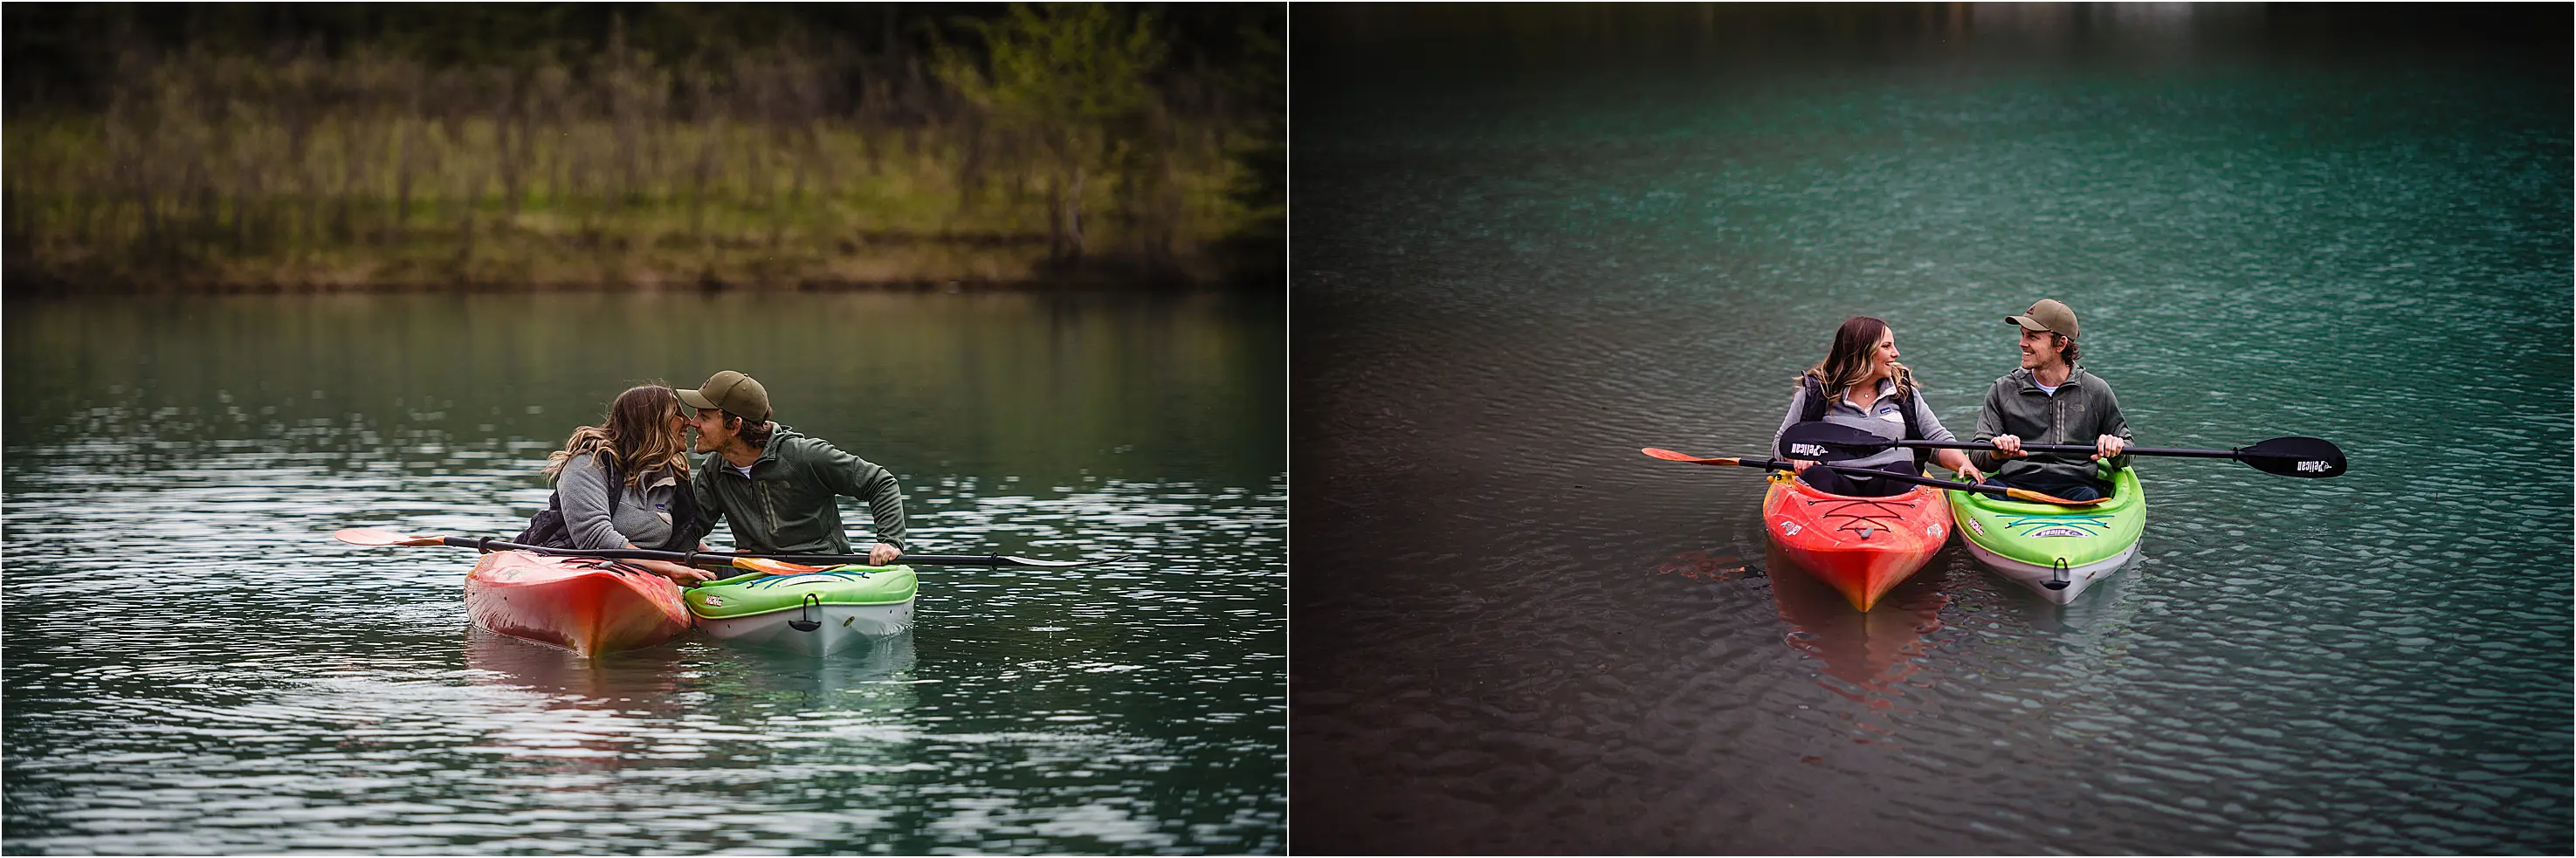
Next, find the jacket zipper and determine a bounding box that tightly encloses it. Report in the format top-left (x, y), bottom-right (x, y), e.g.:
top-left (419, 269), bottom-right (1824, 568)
top-left (734, 460), bottom-right (782, 546)
top-left (760, 477), bottom-right (779, 539)
top-left (2044, 374), bottom-right (2072, 444)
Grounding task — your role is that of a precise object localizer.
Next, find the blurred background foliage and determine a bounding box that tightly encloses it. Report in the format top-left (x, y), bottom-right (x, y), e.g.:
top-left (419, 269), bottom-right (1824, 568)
top-left (3, 3), bottom-right (1285, 292)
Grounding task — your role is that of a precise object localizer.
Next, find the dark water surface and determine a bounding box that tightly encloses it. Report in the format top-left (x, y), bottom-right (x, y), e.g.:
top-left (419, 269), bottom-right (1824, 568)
top-left (1291, 6), bottom-right (2571, 854)
top-left (3, 292), bottom-right (1284, 854)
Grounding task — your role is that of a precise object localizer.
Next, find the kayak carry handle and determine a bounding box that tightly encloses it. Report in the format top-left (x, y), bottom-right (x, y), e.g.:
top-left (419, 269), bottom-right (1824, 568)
top-left (789, 594), bottom-right (823, 632)
top-left (2046, 558), bottom-right (2071, 591)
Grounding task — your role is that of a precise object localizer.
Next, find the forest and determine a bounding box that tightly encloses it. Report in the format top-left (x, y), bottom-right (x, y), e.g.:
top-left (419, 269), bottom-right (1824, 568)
top-left (3, 3), bottom-right (1285, 292)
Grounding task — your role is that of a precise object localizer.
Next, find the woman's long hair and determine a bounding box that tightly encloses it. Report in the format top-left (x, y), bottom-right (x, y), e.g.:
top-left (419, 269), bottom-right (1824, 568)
top-left (543, 384), bottom-right (691, 488)
top-left (1798, 316), bottom-right (1915, 405)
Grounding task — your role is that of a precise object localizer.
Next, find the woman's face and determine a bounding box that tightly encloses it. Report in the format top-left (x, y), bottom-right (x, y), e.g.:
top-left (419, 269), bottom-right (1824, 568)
top-left (1869, 330), bottom-right (1899, 377)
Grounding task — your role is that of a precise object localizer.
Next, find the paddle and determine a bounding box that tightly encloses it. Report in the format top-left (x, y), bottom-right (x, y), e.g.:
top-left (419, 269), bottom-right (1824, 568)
top-left (1777, 421), bottom-right (2347, 478)
top-left (1637, 448), bottom-right (2110, 506)
top-left (329, 529), bottom-right (1124, 569)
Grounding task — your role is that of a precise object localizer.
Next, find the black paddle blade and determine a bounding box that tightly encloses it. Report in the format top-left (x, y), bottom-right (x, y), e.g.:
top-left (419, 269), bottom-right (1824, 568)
top-left (2235, 436), bottom-right (2347, 478)
top-left (1775, 421), bottom-right (1894, 462)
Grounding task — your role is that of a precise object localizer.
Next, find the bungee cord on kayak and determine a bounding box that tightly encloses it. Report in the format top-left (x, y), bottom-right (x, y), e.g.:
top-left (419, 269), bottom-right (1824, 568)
top-left (1803, 496), bottom-right (1925, 541)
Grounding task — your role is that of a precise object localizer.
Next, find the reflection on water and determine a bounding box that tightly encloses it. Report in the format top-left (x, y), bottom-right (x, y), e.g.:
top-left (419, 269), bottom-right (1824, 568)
top-left (458, 627), bottom-right (928, 713)
top-left (1764, 545), bottom-right (1947, 697)
top-left (3, 292), bottom-right (1283, 854)
top-left (464, 627), bottom-right (702, 707)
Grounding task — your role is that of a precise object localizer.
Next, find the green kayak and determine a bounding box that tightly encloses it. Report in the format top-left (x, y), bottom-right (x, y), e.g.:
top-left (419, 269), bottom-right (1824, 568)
top-left (1946, 467), bottom-right (2146, 604)
top-left (684, 566), bottom-right (917, 656)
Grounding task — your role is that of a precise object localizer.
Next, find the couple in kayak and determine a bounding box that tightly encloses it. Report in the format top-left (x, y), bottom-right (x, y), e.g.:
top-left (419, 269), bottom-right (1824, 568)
top-left (1773, 299), bottom-right (2131, 502)
top-left (518, 370), bottom-right (907, 584)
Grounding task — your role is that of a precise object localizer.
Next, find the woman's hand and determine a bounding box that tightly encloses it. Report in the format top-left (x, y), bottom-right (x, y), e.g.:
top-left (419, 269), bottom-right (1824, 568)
top-left (1933, 450), bottom-right (1982, 484)
top-left (870, 542), bottom-right (903, 566)
top-left (633, 558), bottom-right (715, 584)
top-left (2092, 435), bottom-right (2126, 462)
top-left (1991, 435), bottom-right (2028, 458)
top-left (1789, 459), bottom-right (1816, 474)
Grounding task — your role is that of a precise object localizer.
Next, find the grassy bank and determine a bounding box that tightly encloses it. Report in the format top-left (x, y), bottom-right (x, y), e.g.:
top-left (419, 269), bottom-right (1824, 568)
top-left (2, 4), bottom-right (1284, 292)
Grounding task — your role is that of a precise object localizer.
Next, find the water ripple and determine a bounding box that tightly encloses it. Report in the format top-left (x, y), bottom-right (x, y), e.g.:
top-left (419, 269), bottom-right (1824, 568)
top-left (1293, 17), bottom-right (2569, 854)
top-left (6, 293), bottom-right (1284, 855)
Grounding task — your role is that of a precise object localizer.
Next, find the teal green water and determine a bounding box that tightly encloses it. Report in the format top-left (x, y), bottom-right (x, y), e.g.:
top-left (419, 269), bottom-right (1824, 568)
top-left (1292, 6), bottom-right (2570, 854)
top-left (3, 292), bottom-right (1284, 854)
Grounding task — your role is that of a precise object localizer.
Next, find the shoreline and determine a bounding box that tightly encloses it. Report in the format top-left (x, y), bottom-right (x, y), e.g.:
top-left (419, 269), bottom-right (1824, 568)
top-left (1, 240), bottom-right (1284, 297)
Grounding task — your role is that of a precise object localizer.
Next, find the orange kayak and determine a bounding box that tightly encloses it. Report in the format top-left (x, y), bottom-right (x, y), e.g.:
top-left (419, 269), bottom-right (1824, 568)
top-left (1761, 470), bottom-right (1951, 611)
top-left (462, 551), bottom-right (692, 657)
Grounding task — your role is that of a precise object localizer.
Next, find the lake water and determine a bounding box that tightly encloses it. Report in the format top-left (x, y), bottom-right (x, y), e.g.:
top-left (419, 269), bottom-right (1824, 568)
top-left (3, 291), bottom-right (1285, 854)
top-left (1290, 6), bottom-right (2572, 854)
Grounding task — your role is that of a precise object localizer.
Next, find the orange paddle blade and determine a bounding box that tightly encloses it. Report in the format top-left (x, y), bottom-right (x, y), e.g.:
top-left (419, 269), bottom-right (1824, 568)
top-left (1640, 447), bottom-right (1738, 465)
top-left (2001, 488), bottom-right (2112, 507)
top-left (332, 528), bottom-right (446, 547)
top-left (730, 557), bottom-right (835, 575)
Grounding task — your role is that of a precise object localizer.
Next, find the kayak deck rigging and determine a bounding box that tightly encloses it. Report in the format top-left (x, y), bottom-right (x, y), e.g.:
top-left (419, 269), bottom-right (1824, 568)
top-left (1801, 495), bottom-right (1923, 540)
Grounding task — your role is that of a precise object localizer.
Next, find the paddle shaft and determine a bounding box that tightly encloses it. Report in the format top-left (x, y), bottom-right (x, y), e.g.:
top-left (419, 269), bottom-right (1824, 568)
top-left (1808, 463), bottom-right (2108, 506)
top-left (1638, 448), bottom-right (2104, 506)
top-left (1866, 439), bottom-right (2235, 458)
top-left (425, 536), bottom-right (1058, 567)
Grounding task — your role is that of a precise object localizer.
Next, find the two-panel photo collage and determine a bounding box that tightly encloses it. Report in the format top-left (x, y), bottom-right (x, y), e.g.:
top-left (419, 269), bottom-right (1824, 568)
top-left (3, 3), bottom-right (2568, 855)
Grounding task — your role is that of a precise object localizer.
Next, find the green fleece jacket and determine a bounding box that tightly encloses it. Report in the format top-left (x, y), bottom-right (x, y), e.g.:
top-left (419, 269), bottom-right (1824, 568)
top-left (1970, 366), bottom-right (2134, 484)
top-left (688, 423), bottom-right (908, 554)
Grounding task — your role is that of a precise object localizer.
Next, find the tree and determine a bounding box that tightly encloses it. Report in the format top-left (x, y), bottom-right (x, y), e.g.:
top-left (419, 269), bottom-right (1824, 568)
top-left (938, 3), bottom-right (1166, 263)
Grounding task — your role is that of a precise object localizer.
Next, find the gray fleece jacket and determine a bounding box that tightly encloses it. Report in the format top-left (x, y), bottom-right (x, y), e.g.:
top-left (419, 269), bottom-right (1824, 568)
top-left (1969, 366), bottom-right (2134, 484)
top-left (555, 451), bottom-right (688, 551)
top-left (1772, 376), bottom-right (1959, 471)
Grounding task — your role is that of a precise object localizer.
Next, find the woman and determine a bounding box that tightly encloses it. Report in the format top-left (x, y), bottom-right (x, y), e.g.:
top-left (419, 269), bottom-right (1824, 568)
top-left (524, 384), bottom-right (715, 584)
top-left (1773, 316), bottom-right (1982, 497)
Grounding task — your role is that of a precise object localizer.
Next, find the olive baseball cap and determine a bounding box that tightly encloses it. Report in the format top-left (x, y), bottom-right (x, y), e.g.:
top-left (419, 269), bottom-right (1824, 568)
top-left (2005, 299), bottom-right (2079, 340)
top-left (677, 370), bottom-right (771, 420)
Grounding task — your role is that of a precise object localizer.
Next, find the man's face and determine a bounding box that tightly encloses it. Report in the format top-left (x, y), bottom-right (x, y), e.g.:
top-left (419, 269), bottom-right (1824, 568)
top-left (2017, 328), bottom-right (2063, 371)
top-left (689, 408), bottom-right (734, 452)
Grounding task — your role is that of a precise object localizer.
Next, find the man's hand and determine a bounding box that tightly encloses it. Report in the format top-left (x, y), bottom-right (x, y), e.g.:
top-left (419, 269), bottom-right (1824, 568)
top-left (2092, 435), bottom-right (2126, 462)
top-left (870, 542), bottom-right (903, 566)
top-left (1789, 459), bottom-right (1816, 473)
top-left (1992, 435), bottom-right (2028, 458)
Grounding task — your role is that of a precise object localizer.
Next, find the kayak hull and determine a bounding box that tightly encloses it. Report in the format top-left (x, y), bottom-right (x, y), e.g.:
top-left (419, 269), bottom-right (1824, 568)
top-left (463, 551), bottom-right (693, 657)
top-left (685, 566), bottom-right (919, 656)
top-left (696, 602), bottom-right (915, 656)
top-left (1959, 536), bottom-right (2140, 605)
top-left (1761, 471), bottom-right (1952, 611)
top-left (1946, 467), bottom-right (2147, 604)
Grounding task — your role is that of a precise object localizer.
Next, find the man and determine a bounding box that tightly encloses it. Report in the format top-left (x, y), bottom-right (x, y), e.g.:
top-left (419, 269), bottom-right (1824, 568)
top-left (1969, 299), bottom-right (2132, 502)
top-left (678, 370), bottom-right (908, 565)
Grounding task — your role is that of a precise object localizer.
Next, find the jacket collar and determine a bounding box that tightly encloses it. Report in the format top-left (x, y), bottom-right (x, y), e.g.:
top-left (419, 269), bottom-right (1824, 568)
top-left (754, 423), bottom-right (797, 464)
top-left (717, 423), bottom-right (795, 474)
top-left (2012, 365), bottom-right (2088, 392)
top-left (1815, 374), bottom-right (1903, 401)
